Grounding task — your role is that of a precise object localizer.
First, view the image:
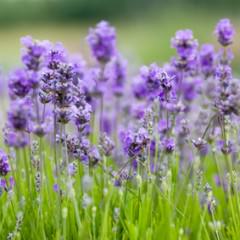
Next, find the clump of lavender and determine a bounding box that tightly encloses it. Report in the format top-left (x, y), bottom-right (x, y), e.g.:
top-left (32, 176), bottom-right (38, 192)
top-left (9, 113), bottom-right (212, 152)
top-left (1, 18), bottom-right (240, 239)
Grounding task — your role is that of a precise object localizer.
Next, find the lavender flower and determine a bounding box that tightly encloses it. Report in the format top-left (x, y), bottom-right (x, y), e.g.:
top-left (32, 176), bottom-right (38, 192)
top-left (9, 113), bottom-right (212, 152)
top-left (3, 127), bottom-right (29, 148)
top-left (140, 64), bottom-right (173, 100)
top-left (104, 55), bottom-right (127, 96)
top-left (162, 138), bottom-right (175, 153)
top-left (87, 21), bottom-right (116, 62)
top-left (0, 150), bottom-right (10, 176)
top-left (72, 103), bottom-right (92, 133)
top-left (215, 64), bottom-right (232, 81)
top-left (121, 128), bottom-right (150, 158)
top-left (192, 138), bottom-right (208, 156)
top-left (217, 140), bottom-right (234, 155)
top-left (21, 35), bottom-right (47, 71)
top-left (199, 44), bottom-right (216, 77)
top-left (69, 54), bottom-right (86, 85)
top-left (68, 162), bottom-right (77, 176)
top-left (132, 77), bottom-right (147, 100)
top-left (99, 133), bottom-right (115, 156)
top-left (214, 66), bottom-right (240, 116)
top-left (215, 19), bottom-right (235, 46)
top-left (7, 100), bottom-right (31, 131)
top-left (44, 42), bottom-right (66, 70)
top-left (67, 136), bottom-right (100, 166)
top-left (171, 29), bottom-right (198, 60)
top-left (8, 69), bottom-right (37, 99)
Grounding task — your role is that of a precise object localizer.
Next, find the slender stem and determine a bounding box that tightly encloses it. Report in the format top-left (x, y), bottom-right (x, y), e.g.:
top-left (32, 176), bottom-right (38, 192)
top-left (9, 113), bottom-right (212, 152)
top-left (201, 115), bottom-right (216, 139)
top-left (23, 148), bottom-right (31, 196)
top-left (100, 94), bottom-right (104, 133)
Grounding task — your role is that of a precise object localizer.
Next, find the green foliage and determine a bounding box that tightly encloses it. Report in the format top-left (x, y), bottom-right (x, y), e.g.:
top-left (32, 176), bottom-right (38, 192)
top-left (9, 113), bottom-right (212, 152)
top-left (1, 141), bottom-right (240, 239)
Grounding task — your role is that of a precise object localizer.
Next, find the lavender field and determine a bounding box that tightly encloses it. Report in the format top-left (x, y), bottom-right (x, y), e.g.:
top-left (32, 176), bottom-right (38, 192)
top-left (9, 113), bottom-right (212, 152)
top-left (0, 18), bottom-right (240, 239)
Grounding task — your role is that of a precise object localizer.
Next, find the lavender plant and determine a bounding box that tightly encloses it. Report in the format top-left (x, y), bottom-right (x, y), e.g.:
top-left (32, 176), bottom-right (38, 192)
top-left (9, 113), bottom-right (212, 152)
top-left (0, 18), bottom-right (240, 240)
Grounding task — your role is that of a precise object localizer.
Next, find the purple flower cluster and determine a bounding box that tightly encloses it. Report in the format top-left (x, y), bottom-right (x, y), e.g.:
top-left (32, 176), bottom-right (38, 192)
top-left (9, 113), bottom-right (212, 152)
top-left (1, 18), bottom-right (240, 198)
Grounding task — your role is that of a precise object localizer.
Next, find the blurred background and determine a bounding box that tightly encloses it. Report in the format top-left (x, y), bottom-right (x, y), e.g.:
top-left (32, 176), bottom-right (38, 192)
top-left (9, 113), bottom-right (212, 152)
top-left (0, 0), bottom-right (240, 70)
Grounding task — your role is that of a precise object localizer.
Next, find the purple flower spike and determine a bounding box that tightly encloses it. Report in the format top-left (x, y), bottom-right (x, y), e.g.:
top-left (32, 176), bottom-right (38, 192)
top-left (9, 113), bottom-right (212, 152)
top-left (45, 42), bottom-right (67, 70)
top-left (171, 29), bottom-right (198, 60)
top-left (162, 138), bottom-right (175, 153)
top-left (215, 19), bottom-right (235, 46)
top-left (104, 55), bottom-right (127, 96)
top-left (8, 100), bottom-right (31, 131)
top-left (0, 179), bottom-right (7, 189)
top-left (121, 128), bottom-right (150, 158)
top-left (87, 21), bottom-right (116, 63)
top-left (199, 44), bottom-right (216, 77)
top-left (0, 150), bottom-right (10, 176)
top-left (140, 63), bottom-right (172, 100)
top-left (8, 69), bottom-right (37, 99)
top-left (215, 65), bottom-right (232, 81)
top-left (3, 127), bottom-right (29, 148)
top-left (21, 35), bottom-right (47, 71)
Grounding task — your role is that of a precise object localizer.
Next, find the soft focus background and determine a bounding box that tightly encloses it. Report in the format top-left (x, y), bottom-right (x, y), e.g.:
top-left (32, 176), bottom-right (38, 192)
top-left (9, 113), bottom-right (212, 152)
top-left (0, 0), bottom-right (240, 70)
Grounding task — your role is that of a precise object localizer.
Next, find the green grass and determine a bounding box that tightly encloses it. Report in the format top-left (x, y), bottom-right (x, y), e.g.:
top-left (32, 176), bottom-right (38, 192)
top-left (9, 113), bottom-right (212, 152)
top-left (1, 139), bottom-right (240, 239)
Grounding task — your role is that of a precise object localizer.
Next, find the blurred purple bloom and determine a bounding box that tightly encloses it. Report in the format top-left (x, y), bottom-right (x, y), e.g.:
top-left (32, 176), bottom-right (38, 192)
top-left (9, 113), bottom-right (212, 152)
top-left (158, 119), bottom-right (169, 134)
top-left (132, 78), bottom-right (147, 100)
top-left (68, 163), bottom-right (76, 176)
top-left (121, 128), bottom-right (150, 158)
top-left (140, 63), bottom-right (173, 100)
top-left (162, 138), bottom-right (175, 153)
top-left (104, 55), bottom-right (127, 96)
top-left (192, 138), bottom-right (209, 156)
top-left (171, 29), bottom-right (198, 60)
top-left (87, 21), bottom-right (116, 63)
top-left (21, 35), bottom-right (47, 71)
top-left (215, 64), bottom-right (232, 81)
top-left (0, 150), bottom-right (10, 176)
top-left (3, 127), bottom-right (29, 148)
top-left (8, 99), bottom-right (32, 131)
top-left (53, 183), bottom-right (59, 192)
top-left (45, 42), bottom-right (67, 70)
top-left (9, 69), bottom-right (37, 99)
top-left (199, 44), bottom-right (215, 77)
top-left (99, 133), bottom-right (115, 156)
top-left (215, 19), bottom-right (235, 46)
